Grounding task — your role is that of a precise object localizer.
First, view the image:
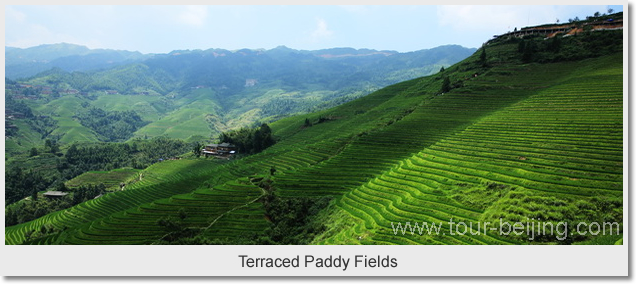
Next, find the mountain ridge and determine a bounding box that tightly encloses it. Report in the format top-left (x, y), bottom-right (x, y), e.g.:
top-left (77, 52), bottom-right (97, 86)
top-left (5, 43), bottom-right (476, 152)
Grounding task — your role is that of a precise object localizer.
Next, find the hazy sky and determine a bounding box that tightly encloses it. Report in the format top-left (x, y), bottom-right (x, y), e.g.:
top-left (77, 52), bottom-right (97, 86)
top-left (5, 5), bottom-right (624, 54)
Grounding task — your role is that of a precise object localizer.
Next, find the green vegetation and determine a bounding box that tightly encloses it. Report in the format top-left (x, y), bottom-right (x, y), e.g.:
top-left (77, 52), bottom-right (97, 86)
top-left (314, 42), bottom-right (622, 245)
top-left (510, 30), bottom-right (622, 64)
top-left (5, 184), bottom-right (106, 228)
top-left (65, 168), bottom-right (141, 190)
top-left (5, 23), bottom-right (622, 246)
top-left (4, 137), bottom-right (193, 219)
top-left (74, 107), bottom-right (148, 142)
top-left (4, 45), bottom-right (473, 151)
top-left (5, 166), bottom-right (50, 205)
top-left (218, 123), bottom-right (276, 155)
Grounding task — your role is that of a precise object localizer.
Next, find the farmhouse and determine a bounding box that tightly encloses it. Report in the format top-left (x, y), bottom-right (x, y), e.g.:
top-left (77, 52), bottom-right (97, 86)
top-left (245, 79), bottom-right (258, 87)
top-left (43, 191), bottom-right (69, 199)
top-left (202, 143), bottom-right (237, 158)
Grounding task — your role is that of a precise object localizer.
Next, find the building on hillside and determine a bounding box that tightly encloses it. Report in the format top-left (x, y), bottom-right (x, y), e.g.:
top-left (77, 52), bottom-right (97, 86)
top-left (490, 17), bottom-right (623, 42)
top-left (202, 143), bottom-right (237, 158)
top-left (245, 79), bottom-right (258, 87)
top-left (43, 191), bottom-right (69, 199)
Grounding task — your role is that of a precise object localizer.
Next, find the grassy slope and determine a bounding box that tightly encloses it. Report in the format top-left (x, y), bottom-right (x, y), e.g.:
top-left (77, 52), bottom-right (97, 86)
top-left (132, 88), bottom-right (221, 140)
top-left (6, 38), bottom-right (623, 245)
top-left (65, 168), bottom-right (141, 191)
top-left (4, 120), bottom-right (44, 154)
top-left (34, 96), bottom-right (100, 144)
top-left (316, 53), bottom-right (622, 244)
top-left (91, 94), bottom-right (164, 121)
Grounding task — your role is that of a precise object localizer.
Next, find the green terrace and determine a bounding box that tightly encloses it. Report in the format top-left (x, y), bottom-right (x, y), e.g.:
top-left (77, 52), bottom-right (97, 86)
top-left (318, 53), bottom-right (622, 245)
top-left (7, 31), bottom-right (623, 245)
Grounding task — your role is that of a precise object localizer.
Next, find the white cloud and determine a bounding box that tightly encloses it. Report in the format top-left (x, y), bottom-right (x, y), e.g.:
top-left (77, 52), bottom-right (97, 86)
top-left (178, 5), bottom-right (208, 27)
top-left (6, 23), bottom-right (84, 48)
top-left (5, 6), bottom-right (110, 49)
top-left (437, 5), bottom-right (609, 34)
top-left (437, 6), bottom-right (533, 33)
top-left (310, 18), bottom-right (334, 42)
top-left (6, 6), bottom-right (26, 23)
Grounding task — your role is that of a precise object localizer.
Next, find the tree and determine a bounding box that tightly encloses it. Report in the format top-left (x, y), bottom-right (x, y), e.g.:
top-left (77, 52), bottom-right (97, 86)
top-left (440, 76), bottom-right (451, 93)
top-left (518, 40), bottom-right (526, 53)
top-left (218, 123), bottom-right (276, 155)
top-left (608, 8), bottom-right (614, 14)
top-left (44, 139), bottom-right (59, 154)
top-left (439, 66), bottom-right (445, 73)
top-left (29, 147), bottom-right (38, 157)
top-left (178, 208), bottom-right (188, 220)
top-left (479, 47), bottom-right (487, 67)
top-left (547, 35), bottom-right (561, 52)
top-left (522, 40), bottom-right (536, 63)
top-left (56, 182), bottom-right (68, 192)
top-left (192, 142), bottom-right (202, 158)
top-left (594, 11), bottom-right (601, 18)
top-left (254, 123), bottom-right (275, 153)
top-left (304, 118), bottom-right (312, 127)
top-left (44, 139), bottom-right (53, 153)
top-left (157, 216), bottom-right (183, 232)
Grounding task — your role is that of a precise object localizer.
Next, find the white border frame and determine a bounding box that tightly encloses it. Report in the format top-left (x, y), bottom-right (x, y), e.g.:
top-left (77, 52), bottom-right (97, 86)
top-left (1, 1), bottom-right (629, 277)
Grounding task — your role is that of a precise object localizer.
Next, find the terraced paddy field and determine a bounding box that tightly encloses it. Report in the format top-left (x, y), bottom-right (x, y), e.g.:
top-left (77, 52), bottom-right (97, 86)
top-left (8, 135), bottom-right (344, 244)
top-left (6, 159), bottom-right (224, 245)
top-left (7, 36), bottom-right (623, 245)
top-left (317, 53), bottom-right (623, 245)
top-left (57, 178), bottom-right (266, 245)
top-left (65, 168), bottom-right (141, 190)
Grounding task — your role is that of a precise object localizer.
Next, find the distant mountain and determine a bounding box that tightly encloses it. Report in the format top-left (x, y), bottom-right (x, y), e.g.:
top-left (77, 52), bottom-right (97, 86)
top-left (5, 44), bottom-right (476, 152)
top-left (5, 43), bottom-right (150, 79)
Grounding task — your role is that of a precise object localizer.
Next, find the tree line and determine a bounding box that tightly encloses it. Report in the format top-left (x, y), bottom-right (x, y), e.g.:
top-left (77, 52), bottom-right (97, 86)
top-left (218, 123), bottom-right (276, 155)
top-left (5, 184), bottom-right (106, 228)
top-left (516, 29), bottom-right (622, 63)
top-left (6, 137), bottom-right (193, 208)
top-left (74, 107), bottom-right (149, 142)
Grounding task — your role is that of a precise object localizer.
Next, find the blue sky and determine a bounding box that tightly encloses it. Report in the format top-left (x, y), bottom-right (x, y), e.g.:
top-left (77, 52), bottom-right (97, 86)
top-left (5, 5), bottom-right (624, 54)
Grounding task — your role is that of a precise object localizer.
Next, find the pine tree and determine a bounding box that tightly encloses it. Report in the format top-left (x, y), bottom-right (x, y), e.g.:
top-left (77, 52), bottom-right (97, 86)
top-left (479, 47), bottom-right (487, 67)
top-left (522, 40), bottom-right (536, 63)
top-left (441, 76), bottom-right (451, 93)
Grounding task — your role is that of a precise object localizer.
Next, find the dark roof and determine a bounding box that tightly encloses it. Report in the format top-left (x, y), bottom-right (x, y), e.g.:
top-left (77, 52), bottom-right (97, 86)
top-left (43, 191), bottom-right (69, 197)
top-left (207, 143), bottom-right (236, 148)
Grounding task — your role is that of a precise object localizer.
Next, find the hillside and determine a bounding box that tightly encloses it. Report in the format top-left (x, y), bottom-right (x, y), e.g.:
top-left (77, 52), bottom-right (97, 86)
top-left (4, 45), bottom-right (475, 154)
top-left (5, 27), bottom-right (622, 245)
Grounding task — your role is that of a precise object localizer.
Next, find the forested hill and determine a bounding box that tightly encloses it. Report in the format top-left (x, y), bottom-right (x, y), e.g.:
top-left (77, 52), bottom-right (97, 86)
top-left (5, 44), bottom-right (475, 153)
